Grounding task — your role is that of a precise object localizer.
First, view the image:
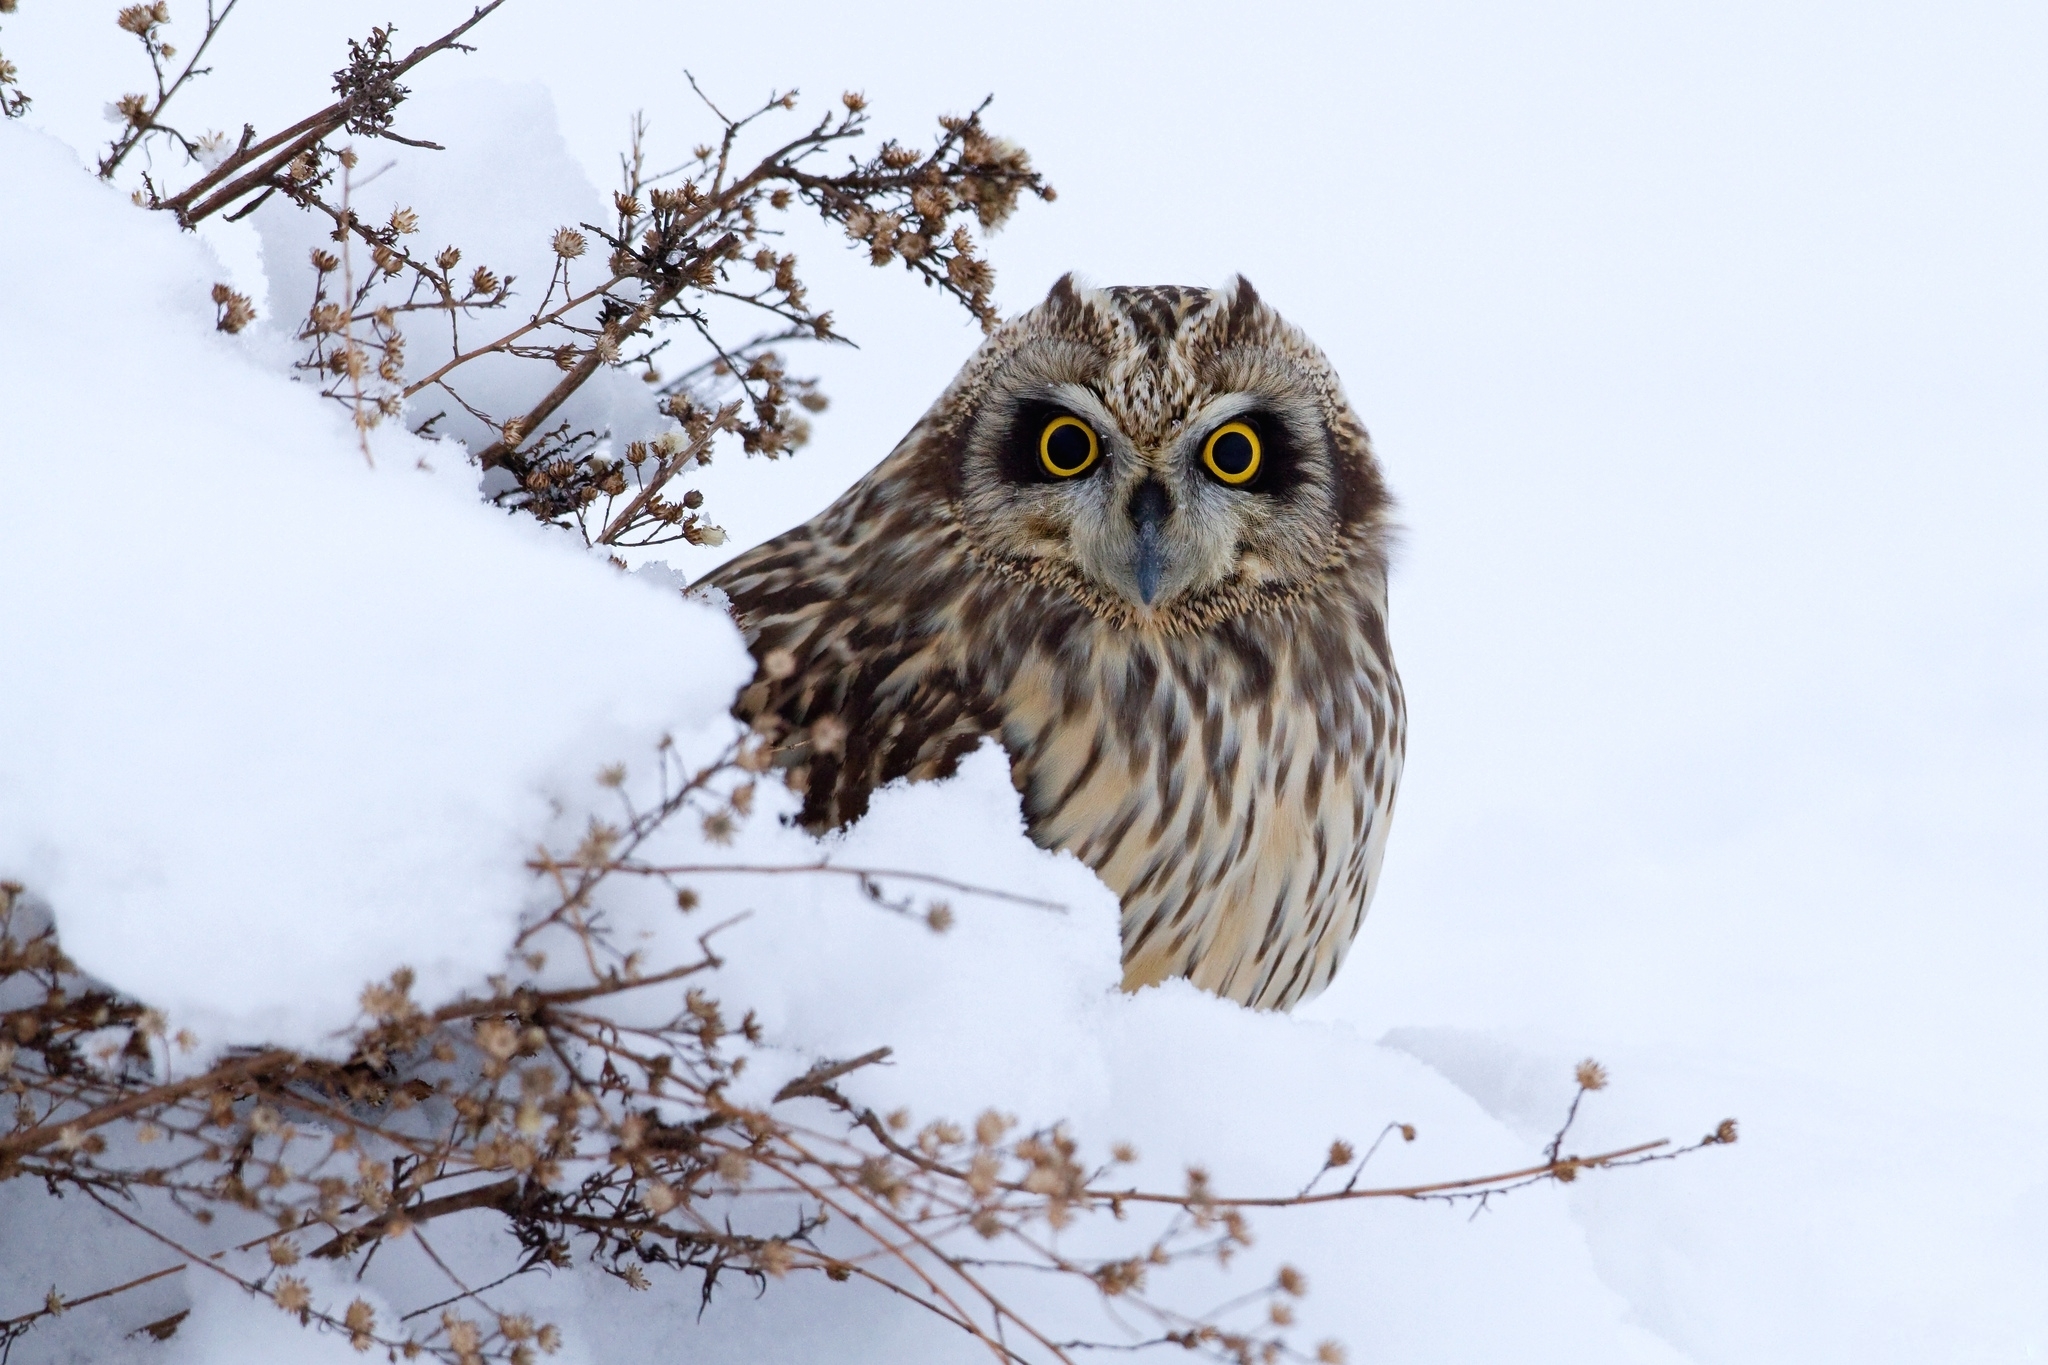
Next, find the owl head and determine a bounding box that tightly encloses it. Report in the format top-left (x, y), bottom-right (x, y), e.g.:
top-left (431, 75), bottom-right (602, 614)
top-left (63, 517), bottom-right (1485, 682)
top-left (924, 275), bottom-right (1391, 630)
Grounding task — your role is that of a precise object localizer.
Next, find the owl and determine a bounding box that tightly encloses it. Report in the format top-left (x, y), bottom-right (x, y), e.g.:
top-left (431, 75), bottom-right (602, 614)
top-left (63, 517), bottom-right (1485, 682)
top-left (703, 275), bottom-right (1403, 1011)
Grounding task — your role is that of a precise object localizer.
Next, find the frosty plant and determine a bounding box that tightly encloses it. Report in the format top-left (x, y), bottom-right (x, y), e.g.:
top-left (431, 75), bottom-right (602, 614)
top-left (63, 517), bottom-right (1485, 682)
top-left (0, 801), bottom-right (1736, 1365)
top-left (116, 0), bottom-right (1049, 549)
top-left (1, 6), bottom-right (1738, 1363)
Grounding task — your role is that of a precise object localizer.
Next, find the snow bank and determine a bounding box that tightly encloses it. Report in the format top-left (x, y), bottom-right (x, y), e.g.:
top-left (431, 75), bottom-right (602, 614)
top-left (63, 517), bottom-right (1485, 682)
top-left (0, 124), bottom-right (753, 1048)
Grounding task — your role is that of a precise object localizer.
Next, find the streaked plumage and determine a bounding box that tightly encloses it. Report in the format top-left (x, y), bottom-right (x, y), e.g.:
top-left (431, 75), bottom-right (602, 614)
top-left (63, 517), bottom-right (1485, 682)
top-left (703, 275), bottom-right (1403, 1011)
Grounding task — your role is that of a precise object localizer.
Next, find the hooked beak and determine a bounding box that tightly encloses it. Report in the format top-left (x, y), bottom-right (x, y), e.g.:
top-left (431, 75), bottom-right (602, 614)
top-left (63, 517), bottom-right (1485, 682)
top-left (1128, 480), bottom-right (1171, 606)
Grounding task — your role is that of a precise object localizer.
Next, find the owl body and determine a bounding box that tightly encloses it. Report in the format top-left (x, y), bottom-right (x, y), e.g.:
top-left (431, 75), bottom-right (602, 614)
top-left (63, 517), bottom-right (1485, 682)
top-left (706, 277), bottom-right (1403, 1011)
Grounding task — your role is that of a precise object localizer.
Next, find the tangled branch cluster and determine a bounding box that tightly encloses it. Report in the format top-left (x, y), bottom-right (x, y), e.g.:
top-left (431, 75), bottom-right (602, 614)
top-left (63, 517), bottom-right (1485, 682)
top-left (0, 742), bottom-right (1736, 1365)
top-left (100, 0), bottom-right (1049, 547)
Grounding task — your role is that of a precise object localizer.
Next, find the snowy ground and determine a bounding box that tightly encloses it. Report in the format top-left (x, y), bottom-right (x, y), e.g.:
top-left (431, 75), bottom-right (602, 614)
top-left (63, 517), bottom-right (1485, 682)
top-left (3, 2), bottom-right (2045, 1362)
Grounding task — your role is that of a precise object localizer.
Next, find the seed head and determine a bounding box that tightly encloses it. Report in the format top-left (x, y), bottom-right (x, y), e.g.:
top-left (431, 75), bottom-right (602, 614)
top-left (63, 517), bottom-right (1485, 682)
top-left (116, 5), bottom-right (166, 36)
top-left (344, 1298), bottom-right (376, 1349)
top-left (210, 283), bottom-right (255, 333)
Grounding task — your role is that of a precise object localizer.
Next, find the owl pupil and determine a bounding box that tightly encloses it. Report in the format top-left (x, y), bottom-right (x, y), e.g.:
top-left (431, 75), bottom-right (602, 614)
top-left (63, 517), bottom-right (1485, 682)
top-left (1045, 423), bottom-right (1092, 471)
top-left (1210, 430), bottom-right (1255, 476)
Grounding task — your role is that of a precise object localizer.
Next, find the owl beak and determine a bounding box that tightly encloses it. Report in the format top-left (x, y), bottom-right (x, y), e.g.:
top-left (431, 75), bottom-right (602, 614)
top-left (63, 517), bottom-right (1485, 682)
top-left (1128, 480), bottom-right (1171, 605)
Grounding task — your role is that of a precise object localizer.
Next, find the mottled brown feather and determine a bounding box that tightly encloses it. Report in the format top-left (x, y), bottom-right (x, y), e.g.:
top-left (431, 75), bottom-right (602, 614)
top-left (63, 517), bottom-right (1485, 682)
top-left (703, 277), bottom-right (1404, 1011)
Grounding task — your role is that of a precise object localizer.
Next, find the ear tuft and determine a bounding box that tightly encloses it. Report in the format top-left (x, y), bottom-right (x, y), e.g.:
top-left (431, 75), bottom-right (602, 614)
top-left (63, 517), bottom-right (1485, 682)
top-left (1222, 274), bottom-right (1263, 335)
top-left (1044, 272), bottom-right (1086, 317)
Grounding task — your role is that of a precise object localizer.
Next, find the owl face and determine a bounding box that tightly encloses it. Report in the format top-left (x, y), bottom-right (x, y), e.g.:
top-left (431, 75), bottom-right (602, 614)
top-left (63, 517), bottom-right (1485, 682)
top-left (944, 278), bottom-right (1381, 627)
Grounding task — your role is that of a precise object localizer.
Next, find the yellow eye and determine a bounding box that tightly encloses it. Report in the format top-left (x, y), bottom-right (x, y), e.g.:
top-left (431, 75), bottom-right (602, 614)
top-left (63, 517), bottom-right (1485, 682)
top-left (1201, 421), bottom-right (1262, 485)
top-left (1039, 415), bottom-right (1100, 478)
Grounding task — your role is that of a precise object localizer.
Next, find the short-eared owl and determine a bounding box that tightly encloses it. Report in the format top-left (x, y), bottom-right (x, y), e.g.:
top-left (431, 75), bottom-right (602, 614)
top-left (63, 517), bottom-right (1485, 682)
top-left (705, 275), bottom-right (1403, 1011)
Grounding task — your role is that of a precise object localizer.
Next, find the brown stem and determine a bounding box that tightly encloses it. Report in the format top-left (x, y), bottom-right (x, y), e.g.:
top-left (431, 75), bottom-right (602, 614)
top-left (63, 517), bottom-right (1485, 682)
top-left (0, 1263), bottom-right (185, 1332)
top-left (0, 1049), bottom-right (297, 1162)
top-left (310, 1177), bottom-right (522, 1259)
top-left (469, 251), bottom-right (721, 471)
top-left (595, 428), bottom-right (715, 544)
top-left (160, 1), bottom-right (507, 226)
top-left (99, 0), bottom-right (243, 181)
top-left (773, 1047), bottom-right (892, 1103)
top-left (401, 275), bottom-right (626, 400)
top-left (1100, 1139), bottom-right (1674, 1208)
top-left (614, 860), bottom-right (1068, 912)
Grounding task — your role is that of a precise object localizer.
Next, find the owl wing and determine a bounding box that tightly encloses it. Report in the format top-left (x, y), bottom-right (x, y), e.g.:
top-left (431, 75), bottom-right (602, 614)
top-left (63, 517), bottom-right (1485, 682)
top-left (701, 486), bottom-right (1004, 833)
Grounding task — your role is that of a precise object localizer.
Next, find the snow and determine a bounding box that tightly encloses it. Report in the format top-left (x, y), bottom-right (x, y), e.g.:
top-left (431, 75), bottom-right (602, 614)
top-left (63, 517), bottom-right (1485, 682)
top-left (246, 80), bottom-right (671, 465)
top-left (3, 2), bottom-right (2046, 1363)
top-left (0, 126), bottom-right (753, 1049)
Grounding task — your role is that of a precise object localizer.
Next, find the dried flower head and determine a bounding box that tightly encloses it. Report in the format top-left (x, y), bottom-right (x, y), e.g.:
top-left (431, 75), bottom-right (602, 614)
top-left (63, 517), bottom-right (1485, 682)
top-left (344, 1298), bottom-right (376, 1349)
top-left (210, 283), bottom-right (255, 333)
top-left (116, 4), bottom-right (169, 36)
top-left (551, 227), bottom-right (587, 259)
top-left (1575, 1059), bottom-right (1609, 1092)
top-left (757, 1239), bottom-right (795, 1277)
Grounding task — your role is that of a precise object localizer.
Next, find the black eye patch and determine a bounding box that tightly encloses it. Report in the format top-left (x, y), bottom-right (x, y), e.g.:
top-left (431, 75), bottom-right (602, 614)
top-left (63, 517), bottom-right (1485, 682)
top-left (999, 400), bottom-right (1106, 484)
top-left (1197, 412), bottom-right (1300, 496)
